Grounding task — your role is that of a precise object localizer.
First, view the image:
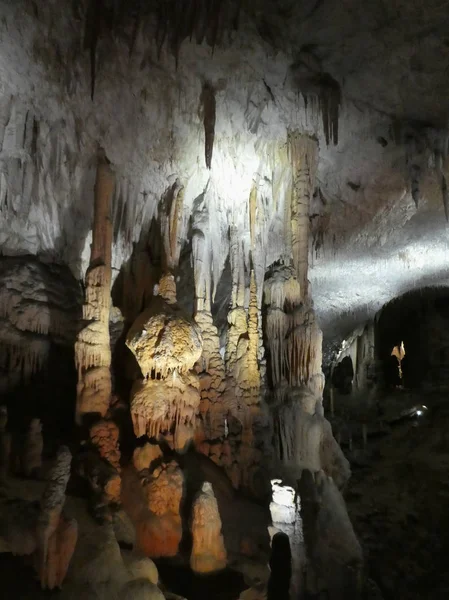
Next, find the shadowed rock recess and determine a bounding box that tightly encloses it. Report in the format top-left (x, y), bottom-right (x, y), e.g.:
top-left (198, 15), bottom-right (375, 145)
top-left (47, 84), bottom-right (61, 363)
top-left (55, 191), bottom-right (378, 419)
top-left (1, 1), bottom-right (449, 598)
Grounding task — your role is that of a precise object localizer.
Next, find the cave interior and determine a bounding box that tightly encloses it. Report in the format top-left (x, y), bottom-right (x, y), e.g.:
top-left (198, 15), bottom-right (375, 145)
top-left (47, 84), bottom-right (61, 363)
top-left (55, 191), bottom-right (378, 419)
top-left (1, 1), bottom-right (449, 599)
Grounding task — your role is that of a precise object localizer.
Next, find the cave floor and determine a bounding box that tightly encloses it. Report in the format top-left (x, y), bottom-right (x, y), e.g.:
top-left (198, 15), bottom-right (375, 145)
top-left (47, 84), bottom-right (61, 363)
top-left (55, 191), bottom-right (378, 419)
top-left (344, 393), bottom-right (449, 600)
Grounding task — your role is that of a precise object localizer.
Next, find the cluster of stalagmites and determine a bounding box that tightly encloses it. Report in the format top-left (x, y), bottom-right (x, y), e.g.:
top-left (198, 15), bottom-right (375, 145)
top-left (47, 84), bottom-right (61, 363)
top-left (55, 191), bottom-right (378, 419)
top-left (0, 445), bottom-right (77, 590)
top-left (131, 443), bottom-right (227, 573)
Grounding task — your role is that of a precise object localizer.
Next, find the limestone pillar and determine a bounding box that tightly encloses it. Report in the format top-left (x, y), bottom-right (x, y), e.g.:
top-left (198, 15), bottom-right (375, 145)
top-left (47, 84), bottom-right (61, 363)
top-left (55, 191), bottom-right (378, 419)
top-left (75, 150), bottom-right (115, 424)
top-left (288, 132), bottom-right (318, 302)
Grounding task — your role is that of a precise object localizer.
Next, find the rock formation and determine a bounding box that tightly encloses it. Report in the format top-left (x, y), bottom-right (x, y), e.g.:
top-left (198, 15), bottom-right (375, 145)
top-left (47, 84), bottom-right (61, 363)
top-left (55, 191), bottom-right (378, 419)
top-left (190, 481), bottom-right (227, 574)
top-left (74, 150), bottom-right (121, 514)
top-left (75, 151), bottom-right (115, 424)
top-left (0, 257), bottom-right (82, 395)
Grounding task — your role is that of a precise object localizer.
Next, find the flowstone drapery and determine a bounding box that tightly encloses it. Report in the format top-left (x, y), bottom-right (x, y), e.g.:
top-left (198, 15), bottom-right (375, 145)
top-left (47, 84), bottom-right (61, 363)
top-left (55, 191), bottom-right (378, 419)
top-left (126, 275), bottom-right (203, 448)
top-left (264, 264), bottom-right (324, 399)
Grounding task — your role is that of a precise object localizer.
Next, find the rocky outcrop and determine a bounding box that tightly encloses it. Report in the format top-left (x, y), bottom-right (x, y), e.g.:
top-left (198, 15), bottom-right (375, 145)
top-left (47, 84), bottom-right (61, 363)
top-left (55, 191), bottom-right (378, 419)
top-left (190, 482), bottom-right (227, 574)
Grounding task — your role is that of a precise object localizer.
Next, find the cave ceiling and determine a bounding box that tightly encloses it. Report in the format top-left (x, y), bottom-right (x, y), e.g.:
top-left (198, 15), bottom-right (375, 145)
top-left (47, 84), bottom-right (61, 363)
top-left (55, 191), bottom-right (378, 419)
top-left (1, 0), bottom-right (449, 352)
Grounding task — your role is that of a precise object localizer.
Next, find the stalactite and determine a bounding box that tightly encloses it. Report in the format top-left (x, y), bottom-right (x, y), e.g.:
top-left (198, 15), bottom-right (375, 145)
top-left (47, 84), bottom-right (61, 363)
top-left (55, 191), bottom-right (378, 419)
top-left (442, 173), bottom-right (448, 221)
top-left (249, 183), bottom-right (257, 249)
top-left (160, 180), bottom-right (185, 272)
top-left (200, 82), bottom-right (216, 170)
top-left (80, 0), bottom-right (240, 100)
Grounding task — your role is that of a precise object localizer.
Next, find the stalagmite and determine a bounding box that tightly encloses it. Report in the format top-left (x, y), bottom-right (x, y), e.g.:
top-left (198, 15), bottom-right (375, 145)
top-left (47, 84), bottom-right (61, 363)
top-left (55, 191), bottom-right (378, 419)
top-left (0, 447), bottom-right (78, 590)
top-left (190, 482), bottom-right (227, 574)
top-left (89, 419), bottom-right (121, 473)
top-left (75, 150), bottom-right (115, 423)
top-left (133, 442), bottom-right (163, 473)
top-left (219, 226), bottom-right (266, 492)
